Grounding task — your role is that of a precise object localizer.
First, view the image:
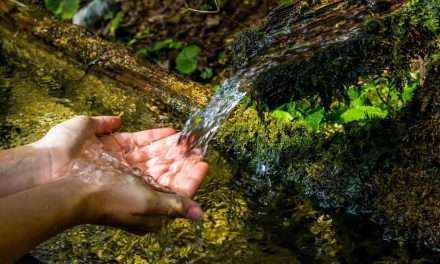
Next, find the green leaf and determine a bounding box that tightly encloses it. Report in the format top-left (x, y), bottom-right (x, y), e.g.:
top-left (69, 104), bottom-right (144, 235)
top-left (402, 82), bottom-right (418, 103)
top-left (153, 39), bottom-right (173, 51)
top-left (109, 11), bottom-right (123, 37)
top-left (60, 0), bottom-right (79, 19)
top-left (304, 107), bottom-right (325, 131)
top-left (347, 86), bottom-right (360, 100)
top-left (200, 68), bottom-right (214, 80)
top-left (340, 106), bottom-right (388, 123)
top-left (44, 0), bottom-right (61, 14)
top-left (44, 0), bottom-right (79, 20)
top-left (271, 110), bottom-right (293, 122)
top-left (176, 45), bottom-right (200, 75)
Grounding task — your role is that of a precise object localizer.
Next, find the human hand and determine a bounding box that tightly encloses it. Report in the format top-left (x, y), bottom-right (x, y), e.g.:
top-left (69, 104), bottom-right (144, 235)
top-left (34, 116), bottom-right (208, 233)
top-left (34, 116), bottom-right (208, 198)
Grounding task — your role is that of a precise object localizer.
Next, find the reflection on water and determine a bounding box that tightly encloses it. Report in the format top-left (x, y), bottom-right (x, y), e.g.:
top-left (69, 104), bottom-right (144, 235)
top-left (2, 50), bottom-right (440, 263)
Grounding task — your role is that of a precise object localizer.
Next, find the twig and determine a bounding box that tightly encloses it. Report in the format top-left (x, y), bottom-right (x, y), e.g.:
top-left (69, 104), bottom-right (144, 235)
top-left (7, 0), bottom-right (28, 9)
top-left (184, 0), bottom-right (220, 14)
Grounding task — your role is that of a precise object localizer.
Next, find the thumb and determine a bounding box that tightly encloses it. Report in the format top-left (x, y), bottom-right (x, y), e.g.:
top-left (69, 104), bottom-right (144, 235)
top-left (143, 191), bottom-right (204, 221)
top-left (91, 116), bottom-right (122, 135)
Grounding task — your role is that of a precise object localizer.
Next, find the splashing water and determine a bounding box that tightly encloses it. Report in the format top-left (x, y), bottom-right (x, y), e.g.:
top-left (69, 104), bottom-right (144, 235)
top-left (180, 77), bottom-right (247, 154)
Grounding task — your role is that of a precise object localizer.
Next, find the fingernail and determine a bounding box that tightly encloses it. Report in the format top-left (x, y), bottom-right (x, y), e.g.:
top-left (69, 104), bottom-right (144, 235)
top-left (186, 206), bottom-right (204, 220)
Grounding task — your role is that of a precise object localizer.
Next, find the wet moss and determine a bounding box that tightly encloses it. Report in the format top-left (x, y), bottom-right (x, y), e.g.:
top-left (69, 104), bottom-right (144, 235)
top-left (369, 58), bottom-right (440, 247)
top-left (217, 53), bottom-right (440, 248)
top-left (233, 0), bottom-right (438, 109)
top-left (215, 0), bottom-right (440, 249)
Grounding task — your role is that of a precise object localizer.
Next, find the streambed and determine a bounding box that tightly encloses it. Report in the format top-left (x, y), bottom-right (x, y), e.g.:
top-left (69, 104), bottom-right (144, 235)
top-left (2, 44), bottom-right (440, 263)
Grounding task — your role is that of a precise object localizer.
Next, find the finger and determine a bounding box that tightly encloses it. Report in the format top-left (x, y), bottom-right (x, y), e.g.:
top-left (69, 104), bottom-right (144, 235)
top-left (113, 216), bottom-right (169, 235)
top-left (114, 128), bottom-right (177, 147)
top-left (172, 162), bottom-right (209, 198)
top-left (141, 192), bottom-right (204, 220)
top-left (91, 116), bottom-right (122, 135)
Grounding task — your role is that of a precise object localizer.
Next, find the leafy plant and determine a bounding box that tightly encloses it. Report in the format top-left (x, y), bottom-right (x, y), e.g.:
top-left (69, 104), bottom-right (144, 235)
top-left (340, 106), bottom-right (388, 123)
top-left (152, 38), bottom-right (183, 51)
top-left (401, 81), bottom-right (418, 104)
top-left (271, 110), bottom-right (293, 122)
top-left (305, 107), bottom-right (325, 131)
top-left (44, 0), bottom-right (79, 20)
top-left (136, 38), bottom-right (183, 57)
top-left (270, 70), bottom-right (420, 131)
top-left (272, 98), bottom-right (325, 131)
top-left (176, 45), bottom-right (201, 75)
top-left (127, 30), bottom-right (151, 47)
top-left (200, 68), bottom-right (214, 80)
top-left (109, 11), bottom-right (123, 37)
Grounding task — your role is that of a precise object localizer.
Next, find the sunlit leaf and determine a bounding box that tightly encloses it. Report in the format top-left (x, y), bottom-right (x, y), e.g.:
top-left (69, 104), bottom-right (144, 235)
top-left (45, 0), bottom-right (79, 20)
top-left (304, 107), bottom-right (325, 131)
top-left (109, 11), bottom-right (123, 37)
top-left (340, 106), bottom-right (388, 123)
top-left (271, 110), bottom-right (293, 122)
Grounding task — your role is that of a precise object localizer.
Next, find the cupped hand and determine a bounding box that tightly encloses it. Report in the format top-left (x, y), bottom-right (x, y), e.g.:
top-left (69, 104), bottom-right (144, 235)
top-left (34, 116), bottom-right (209, 233)
top-left (35, 115), bottom-right (208, 198)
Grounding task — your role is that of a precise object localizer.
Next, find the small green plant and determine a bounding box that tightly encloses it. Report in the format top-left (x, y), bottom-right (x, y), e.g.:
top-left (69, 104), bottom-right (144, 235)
top-left (136, 38), bottom-right (183, 57)
top-left (271, 71), bottom-right (420, 131)
top-left (200, 68), bottom-right (214, 80)
top-left (271, 98), bottom-right (325, 131)
top-left (127, 30), bottom-right (151, 47)
top-left (176, 45), bottom-right (201, 75)
top-left (44, 0), bottom-right (79, 20)
top-left (109, 11), bottom-right (123, 37)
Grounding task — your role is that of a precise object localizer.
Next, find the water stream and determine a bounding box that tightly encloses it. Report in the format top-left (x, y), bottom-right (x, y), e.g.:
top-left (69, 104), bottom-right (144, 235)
top-left (3, 0), bottom-right (440, 262)
top-left (2, 39), bottom-right (440, 263)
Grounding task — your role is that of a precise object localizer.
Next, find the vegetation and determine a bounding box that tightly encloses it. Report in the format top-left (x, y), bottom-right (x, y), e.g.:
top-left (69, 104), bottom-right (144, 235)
top-left (271, 71), bottom-right (419, 131)
top-left (44, 0), bottom-right (79, 19)
top-left (3, 0), bottom-right (440, 262)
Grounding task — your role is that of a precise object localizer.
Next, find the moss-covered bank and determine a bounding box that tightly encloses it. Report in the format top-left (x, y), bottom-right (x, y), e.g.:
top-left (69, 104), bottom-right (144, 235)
top-left (217, 0), bottom-right (440, 248)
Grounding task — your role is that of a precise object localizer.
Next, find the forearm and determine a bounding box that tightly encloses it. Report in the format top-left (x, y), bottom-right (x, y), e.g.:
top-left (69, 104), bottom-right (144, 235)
top-left (0, 177), bottom-right (92, 262)
top-left (0, 144), bottom-right (51, 197)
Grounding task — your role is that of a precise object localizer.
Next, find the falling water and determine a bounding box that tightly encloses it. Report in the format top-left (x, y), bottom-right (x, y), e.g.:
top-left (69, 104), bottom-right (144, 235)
top-left (180, 76), bottom-right (247, 154)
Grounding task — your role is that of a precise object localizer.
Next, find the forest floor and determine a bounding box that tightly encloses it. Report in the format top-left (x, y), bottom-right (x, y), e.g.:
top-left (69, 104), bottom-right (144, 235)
top-left (86, 0), bottom-right (278, 84)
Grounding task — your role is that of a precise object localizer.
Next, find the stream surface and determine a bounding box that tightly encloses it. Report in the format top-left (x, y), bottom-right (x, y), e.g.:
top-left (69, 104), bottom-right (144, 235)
top-left (2, 49), bottom-right (440, 263)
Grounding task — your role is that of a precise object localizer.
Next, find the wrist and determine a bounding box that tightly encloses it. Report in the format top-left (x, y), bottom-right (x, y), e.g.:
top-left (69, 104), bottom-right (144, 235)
top-left (66, 177), bottom-right (100, 225)
top-left (0, 144), bottom-right (52, 197)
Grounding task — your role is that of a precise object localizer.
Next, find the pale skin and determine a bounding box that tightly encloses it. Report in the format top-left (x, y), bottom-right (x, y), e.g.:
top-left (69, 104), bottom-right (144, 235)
top-left (0, 116), bottom-right (209, 263)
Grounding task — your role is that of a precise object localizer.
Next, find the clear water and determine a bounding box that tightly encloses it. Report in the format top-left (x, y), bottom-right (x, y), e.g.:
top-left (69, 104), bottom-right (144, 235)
top-left (2, 46), bottom-right (440, 264)
top-left (180, 77), bottom-right (246, 154)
